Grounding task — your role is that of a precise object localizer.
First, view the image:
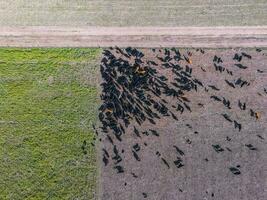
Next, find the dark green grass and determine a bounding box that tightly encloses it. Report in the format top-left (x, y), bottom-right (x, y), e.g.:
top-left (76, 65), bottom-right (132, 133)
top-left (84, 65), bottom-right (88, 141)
top-left (0, 48), bottom-right (101, 199)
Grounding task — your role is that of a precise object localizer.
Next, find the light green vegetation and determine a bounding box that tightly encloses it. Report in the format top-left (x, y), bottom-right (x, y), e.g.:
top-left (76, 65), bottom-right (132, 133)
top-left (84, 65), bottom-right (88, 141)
top-left (0, 48), bottom-right (101, 199)
top-left (0, 0), bottom-right (266, 26)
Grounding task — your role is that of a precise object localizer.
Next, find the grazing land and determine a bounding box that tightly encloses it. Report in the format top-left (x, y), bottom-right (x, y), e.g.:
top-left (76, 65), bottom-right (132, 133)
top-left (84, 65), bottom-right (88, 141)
top-left (99, 47), bottom-right (267, 200)
top-left (0, 48), bottom-right (101, 199)
top-left (0, 0), bottom-right (267, 26)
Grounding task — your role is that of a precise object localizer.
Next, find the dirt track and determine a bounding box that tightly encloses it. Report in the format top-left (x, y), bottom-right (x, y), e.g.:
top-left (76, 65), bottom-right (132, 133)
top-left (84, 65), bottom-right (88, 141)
top-left (1, 26), bottom-right (267, 48)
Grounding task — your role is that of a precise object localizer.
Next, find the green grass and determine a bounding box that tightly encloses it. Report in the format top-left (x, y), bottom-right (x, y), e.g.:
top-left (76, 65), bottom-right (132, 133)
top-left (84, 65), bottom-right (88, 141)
top-left (0, 48), bottom-right (101, 200)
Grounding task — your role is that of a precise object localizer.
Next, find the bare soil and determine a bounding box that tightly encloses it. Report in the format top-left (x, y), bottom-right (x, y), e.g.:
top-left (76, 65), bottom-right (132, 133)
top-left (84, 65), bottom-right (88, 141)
top-left (99, 48), bottom-right (267, 200)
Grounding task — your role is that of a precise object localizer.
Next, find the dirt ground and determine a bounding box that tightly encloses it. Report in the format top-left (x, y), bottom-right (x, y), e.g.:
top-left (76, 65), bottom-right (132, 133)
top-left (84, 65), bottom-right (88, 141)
top-left (98, 48), bottom-right (267, 200)
top-left (1, 26), bottom-right (267, 48)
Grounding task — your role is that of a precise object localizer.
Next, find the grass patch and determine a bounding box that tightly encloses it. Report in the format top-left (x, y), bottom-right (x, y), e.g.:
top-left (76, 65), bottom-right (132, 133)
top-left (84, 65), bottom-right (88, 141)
top-left (0, 48), bottom-right (101, 199)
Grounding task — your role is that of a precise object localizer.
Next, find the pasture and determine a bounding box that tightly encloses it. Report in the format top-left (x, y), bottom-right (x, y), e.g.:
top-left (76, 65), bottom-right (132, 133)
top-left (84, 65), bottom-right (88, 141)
top-left (0, 0), bottom-right (266, 26)
top-left (0, 48), bottom-right (101, 199)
